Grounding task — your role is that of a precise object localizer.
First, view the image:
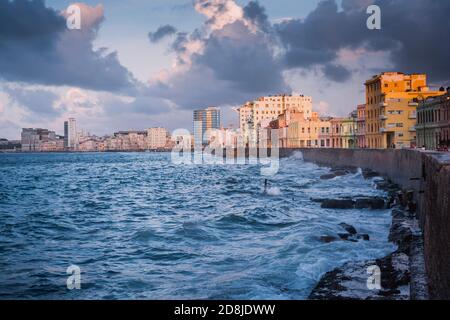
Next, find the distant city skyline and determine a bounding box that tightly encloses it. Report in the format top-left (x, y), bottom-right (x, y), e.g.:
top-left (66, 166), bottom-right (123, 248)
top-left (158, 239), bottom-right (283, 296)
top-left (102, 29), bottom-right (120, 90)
top-left (1, 0), bottom-right (450, 140)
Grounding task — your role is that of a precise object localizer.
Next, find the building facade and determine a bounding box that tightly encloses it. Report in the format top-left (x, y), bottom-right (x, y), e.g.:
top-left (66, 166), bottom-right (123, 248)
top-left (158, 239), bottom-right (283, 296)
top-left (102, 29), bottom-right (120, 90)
top-left (284, 112), bottom-right (331, 148)
top-left (64, 118), bottom-right (78, 150)
top-left (237, 94), bottom-right (313, 144)
top-left (112, 131), bottom-right (147, 151)
top-left (147, 127), bottom-right (168, 149)
top-left (0, 139), bottom-right (21, 151)
top-left (193, 107), bottom-right (221, 145)
top-left (357, 104), bottom-right (366, 148)
top-left (341, 112), bottom-right (358, 149)
top-left (365, 72), bottom-right (443, 149)
top-left (416, 88), bottom-right (450, 149)
top-left (21, 128), bottom-right (62, 152)
top-left (330, 118), bottom-right (344, 148)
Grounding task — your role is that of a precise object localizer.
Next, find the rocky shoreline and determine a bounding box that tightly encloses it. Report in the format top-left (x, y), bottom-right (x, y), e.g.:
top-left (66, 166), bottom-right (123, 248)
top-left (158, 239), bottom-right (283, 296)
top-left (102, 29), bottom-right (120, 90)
top-left (308, 168), bottom-right (427, 300)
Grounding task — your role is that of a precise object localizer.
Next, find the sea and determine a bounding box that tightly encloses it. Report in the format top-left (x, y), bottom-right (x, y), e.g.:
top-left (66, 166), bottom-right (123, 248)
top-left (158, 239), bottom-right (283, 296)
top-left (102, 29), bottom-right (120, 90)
top-left (0, 152), bottom-right (396, 299)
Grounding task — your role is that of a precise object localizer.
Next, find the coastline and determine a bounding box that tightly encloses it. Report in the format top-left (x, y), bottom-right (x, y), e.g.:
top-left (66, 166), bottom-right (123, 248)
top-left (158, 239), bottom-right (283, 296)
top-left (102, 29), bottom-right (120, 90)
top-left (291, 148), bottom-right (450, 299)
top-left (308, 172), bottom-right (427, 300)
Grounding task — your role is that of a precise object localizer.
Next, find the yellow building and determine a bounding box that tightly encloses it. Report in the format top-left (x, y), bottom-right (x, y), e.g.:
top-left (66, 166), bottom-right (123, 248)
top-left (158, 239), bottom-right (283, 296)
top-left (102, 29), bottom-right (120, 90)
top-left (365, 72), bottom-right (444, 149)
top-left (287, 112), bottom-right (330, 148)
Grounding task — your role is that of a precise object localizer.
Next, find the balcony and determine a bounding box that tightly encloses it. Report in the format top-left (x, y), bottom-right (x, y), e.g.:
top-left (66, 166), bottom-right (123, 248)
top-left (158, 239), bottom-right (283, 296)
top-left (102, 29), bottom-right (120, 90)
top-left (409, 112), bottom-right (417, 119)
top-left (408, 102), bottom-right (419, 106)
top-left (379, 102), bottom-right (388, 107)
top-left (379, 115), bottom-right (388, 120)
top-left (409, 127), bottom-right (416, 132)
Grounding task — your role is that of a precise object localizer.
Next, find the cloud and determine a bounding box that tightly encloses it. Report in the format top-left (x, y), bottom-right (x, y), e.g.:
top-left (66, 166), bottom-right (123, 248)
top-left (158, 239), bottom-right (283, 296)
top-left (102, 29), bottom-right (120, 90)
top-left (149, 0), bottom-right (290, 109)
top-left (0, 120), bottom-right (21, 140)
top-left (101, 92), bottom-right (173, 116)
top-left (194, 0), bottom-right (244, 31)
top-left (242, 1), bottom-right (270, 32)
top-left (274, 0), bottom-right (450, 83)
top-left (322, 63), bottom-right (352, 82)
top-left (148, 25), bottom-right (178, 43)
top-left (4, 87), bottom-right (61, 119)
top-left (0, 1), bottom-right (137, 92)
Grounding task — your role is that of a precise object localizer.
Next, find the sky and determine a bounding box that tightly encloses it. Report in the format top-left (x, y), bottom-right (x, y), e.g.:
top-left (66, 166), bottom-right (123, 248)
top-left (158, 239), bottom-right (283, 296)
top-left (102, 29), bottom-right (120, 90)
top-left (1, 0), bottom-right (449, 140)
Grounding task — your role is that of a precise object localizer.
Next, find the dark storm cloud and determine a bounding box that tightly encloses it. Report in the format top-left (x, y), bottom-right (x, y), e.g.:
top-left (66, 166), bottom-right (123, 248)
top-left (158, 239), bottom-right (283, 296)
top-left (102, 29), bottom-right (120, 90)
top-left (197, 21), bottom-right (288, 93)
top-left (341, 0), bottom-right (375, 11)
top-left (372, 0), bottom-right (450, 82)
top-left (5, 86), bottom-right (62, 120)
top-left (275, 0), bottom-right (368, 70)
top-left (151, 19), bottom-right (290, 109)
top-left (322, 63), bottom-right (352, 82)
top-left (0, 0), bottom-right (136, 92)
top-left (243, 1), bottom-right (270, 32)
top-left (0, 0), bottom-right (64, 41)
top-left (275, 0), bottom-right (450, 82)
top-left (148, 25), bottom-right (178, 43)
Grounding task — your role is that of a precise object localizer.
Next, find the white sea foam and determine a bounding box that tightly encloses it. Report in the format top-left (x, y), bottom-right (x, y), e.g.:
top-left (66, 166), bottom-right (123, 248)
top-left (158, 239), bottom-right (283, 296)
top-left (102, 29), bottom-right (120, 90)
top-left (266, 186), bottom-right (282, 196)
top-left (289, 151), bottom-right (304, 160)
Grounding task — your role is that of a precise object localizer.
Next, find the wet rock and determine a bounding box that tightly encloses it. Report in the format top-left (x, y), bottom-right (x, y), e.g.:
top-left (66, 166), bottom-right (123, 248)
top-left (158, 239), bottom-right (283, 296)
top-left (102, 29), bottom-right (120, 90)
top-left (309, 253), bottom-right (410, 300)
top-left (338, 233), bottom-right (358, 242)
top-left (331, 170), bottom-right (348, 177)
top-left (321, 199), bottom-right (355, 209)
top-left (376, 252), bottom-right (410, 289)
top-left (310, 202), bottom-right (419, 300)
top-left (362, 168), bottom-right (380, 179)
top-left (357, 234), bottom-right (370, 241)
top-left (331, 166), bottom-right (358, 174)
top-left (339, 223), bottom-right (357, 235)
top-left (375, 180), bottom-right (399, 194)
top-left (407, 201), bottom-right (417, 214)
top-left (310, 198), bottom-right (326, 203)
top-left (338, 233), bottom-right (350, 240)
top-left (355, 197), bottom-right (385, 209)
top-left (320, 236), bottom-right (338, 243)
top-left (320, 173), bottom-right (337, 180)
top-left (389, 207), bottom-right (414, 254)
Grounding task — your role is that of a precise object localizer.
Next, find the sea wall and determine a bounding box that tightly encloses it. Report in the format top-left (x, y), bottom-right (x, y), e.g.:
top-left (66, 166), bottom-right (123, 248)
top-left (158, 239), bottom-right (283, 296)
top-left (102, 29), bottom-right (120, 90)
top-left (281, 148), bottom-right (450, 300)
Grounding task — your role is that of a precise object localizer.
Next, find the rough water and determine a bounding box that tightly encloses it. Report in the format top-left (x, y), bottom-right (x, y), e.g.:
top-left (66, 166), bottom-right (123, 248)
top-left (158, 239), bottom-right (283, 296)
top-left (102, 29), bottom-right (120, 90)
top-left (0, 152), bottom-right (395, 299)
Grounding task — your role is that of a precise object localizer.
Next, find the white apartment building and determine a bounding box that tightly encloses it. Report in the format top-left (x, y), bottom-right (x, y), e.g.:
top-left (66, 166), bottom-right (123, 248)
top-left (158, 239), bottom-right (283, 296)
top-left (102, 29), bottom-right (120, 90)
top-left (147, 127), bottom-right (168, 149)
top-left (236, 94), bottom-right (313, 143)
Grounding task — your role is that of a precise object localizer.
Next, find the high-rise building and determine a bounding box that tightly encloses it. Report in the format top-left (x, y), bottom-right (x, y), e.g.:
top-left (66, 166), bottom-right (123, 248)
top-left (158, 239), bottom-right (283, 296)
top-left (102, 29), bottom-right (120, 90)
top-left (365, 72), bottom-right (444, 149)
top-left (193, 107), bottom-right (221, 145)
top-left (64, 118), bottom-right (78, 150)
top-left (147, 127), bottom-right (168, 149)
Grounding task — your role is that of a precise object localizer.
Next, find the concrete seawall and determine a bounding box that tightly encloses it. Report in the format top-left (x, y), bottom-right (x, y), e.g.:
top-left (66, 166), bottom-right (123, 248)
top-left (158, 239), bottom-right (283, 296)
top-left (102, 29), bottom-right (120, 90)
top-left (280, 148), bottom-right (450, 300)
